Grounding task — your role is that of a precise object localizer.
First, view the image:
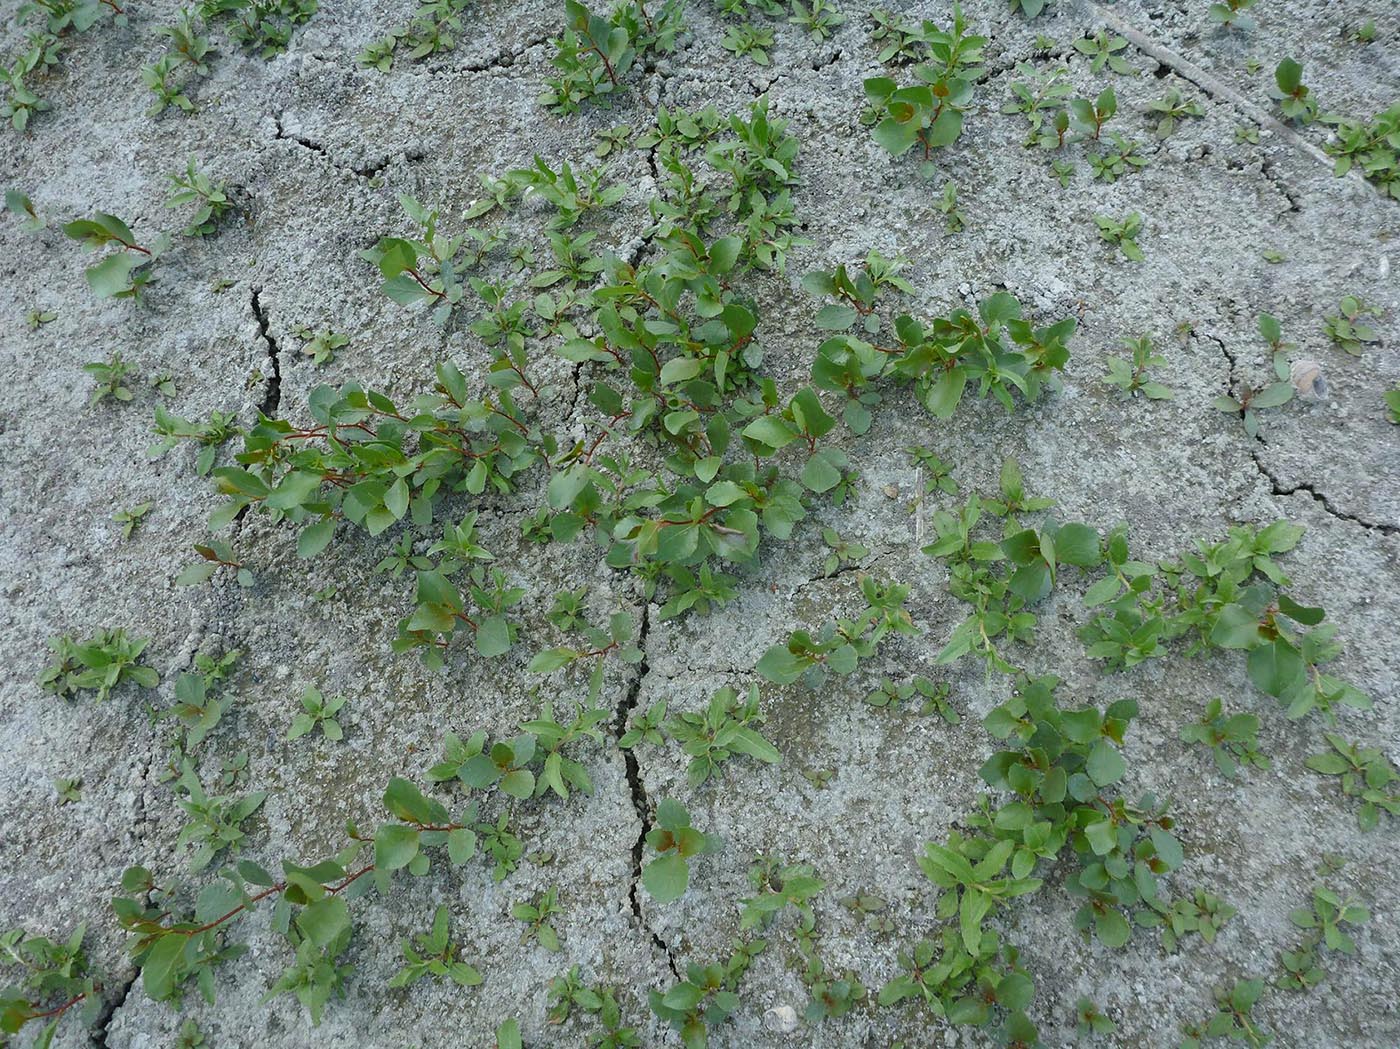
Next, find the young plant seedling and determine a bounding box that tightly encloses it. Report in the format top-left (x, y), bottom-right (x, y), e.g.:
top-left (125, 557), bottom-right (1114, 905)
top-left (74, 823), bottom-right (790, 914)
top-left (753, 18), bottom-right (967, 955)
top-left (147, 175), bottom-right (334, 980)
top-left (1271, 58), bottom-right (1318, 124)
top-left (1096, 212), bottom-right (1143, 261)
top-left (649, 939), bottom-right (766, 1046)
top-left (1305, 734), bottom-right (1399, 830)
top-left (1073, 30), bottom-right (1133, 75)
top-left (1102, 335), bottom-right (1173, 399)
top-left (176, 540), bottom-right (254, 588)
top-left (83, 353), bottom-right (134, 405)
top-left (5, 189), bottom-right (44, 231)
top-left (540, 0), bottom-right (683, 114)
top-left (1323, 295), bottom-right (1381, 355)
top-left (1208, 0), bottom-right (1256, 30)
top-left (740, 854), bottom-right (824, 930)
top-left (512, 886), bottom-right (563, 951)
top-left (1386, 385), bottom-right (1400, 424)
top-left (1070, 86), bottom-right (1117, 140)
top-left (1322, 102), bottom-right (1400, 198)
top-left (293, 325), bottom-right (349, 366)
top-left (1180, 698), bottom-right (1268, 778)
top-left (1088, 133), bottom-right (1147, 181)
top-left (1279, 882), bottom-right (1369, 992)
top-left (1148, 87), bottom-right (1204, 137)
top-left (1214, 373), bottom-right (1293, 437)
top-left (1149, 888), bottom-right (1237, 951)
top-left (642, 798), bottom-right (713, 902)
top-left (937, 180), bottom-right (966, 232)
top-left (661, 685), bottom-right (782, 788)
top-left (166, 159), bottom-right (232, 236)
top-left (864, 676), bottom-right (958, 722)
top-left (54, 777), bottom-right (82, 804)
top-left (63, 214), bottom-right (168, 299)
top-left (1180, 979), bottom-right (1271, 1048)
top-left (148, 405), bottom-right (238, 475)
top-left (39, 629), bottom-right (159, 700)
top-left (173, 762), bottom-right (267, 872)
top-left (287, 686), bottom-right (347, 741)
top-left (757, 576), bottom-right (918, 687)
top-left (388, 905), bottom-right (482, 988)
top-left (790, 0), bottom-right (844, 40)
top-left (1076, 997), bottom-right (1117, 1036)
top-left (722, 23), bottom-right (774, 65)
top-left (113, 501), bottom-right (152, 539)
top-left (819, 527), bottom-right (870, 576)
top-left (863, 42), bottom-right (975, 175)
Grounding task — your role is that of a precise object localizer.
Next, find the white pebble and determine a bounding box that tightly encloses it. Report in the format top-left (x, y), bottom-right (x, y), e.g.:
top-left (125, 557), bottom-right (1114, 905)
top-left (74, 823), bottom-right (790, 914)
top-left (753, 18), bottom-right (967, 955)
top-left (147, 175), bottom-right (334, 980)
top-left (763, 1005), bottom-right (800, 1034)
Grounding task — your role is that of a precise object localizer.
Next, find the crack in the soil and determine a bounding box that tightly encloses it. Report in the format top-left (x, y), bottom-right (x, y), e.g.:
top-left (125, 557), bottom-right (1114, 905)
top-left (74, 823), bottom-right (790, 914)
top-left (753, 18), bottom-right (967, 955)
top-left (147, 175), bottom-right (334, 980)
top-left (250, 287), bottom-right (282, 420)
top-left (90, 970), bottom-right (136, 1048)
top-left (611, 603), bottom-right (680, 978)
top-left (273, 114), bottom-right (424, 181)
top-left (1259, 156), bottom-right (1302, 213)
top-left (1205, 332), bottom-right (1238, 397)
top-left (273, 113), bottom-right (327, 155)
top-left (1249, 449), bottom-right (1398, 535)
top-left (461, 32), bottom-right (552, 72)
top-left (1208, 332), bottom-right (1397, 534)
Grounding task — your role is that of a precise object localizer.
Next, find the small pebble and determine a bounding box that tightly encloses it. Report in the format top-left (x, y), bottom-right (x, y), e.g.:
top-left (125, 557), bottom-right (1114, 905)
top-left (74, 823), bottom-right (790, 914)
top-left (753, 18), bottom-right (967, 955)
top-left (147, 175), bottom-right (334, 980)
top-left (763, 1005), bottom-right (799, 1034)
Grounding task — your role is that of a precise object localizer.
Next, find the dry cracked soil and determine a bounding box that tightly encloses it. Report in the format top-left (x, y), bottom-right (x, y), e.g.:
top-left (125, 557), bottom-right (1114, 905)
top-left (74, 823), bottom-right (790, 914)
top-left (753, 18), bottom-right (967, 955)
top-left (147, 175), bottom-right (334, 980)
top-left (1, 0), bottom-right (1397, 1047)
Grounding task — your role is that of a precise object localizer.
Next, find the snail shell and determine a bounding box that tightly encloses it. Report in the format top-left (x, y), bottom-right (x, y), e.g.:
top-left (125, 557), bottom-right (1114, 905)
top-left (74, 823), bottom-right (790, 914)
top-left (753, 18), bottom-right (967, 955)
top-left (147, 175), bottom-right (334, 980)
top-left (1290, 359), bottom-right (1327, 400)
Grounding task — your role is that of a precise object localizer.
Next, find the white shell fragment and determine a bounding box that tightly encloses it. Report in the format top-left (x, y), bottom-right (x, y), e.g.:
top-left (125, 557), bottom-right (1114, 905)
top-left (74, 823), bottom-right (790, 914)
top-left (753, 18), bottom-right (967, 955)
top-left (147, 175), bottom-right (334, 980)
top-left (1290, 359), bottom-right (1327, 401)
top-left (763, 1005), bottom-right (801, 1034)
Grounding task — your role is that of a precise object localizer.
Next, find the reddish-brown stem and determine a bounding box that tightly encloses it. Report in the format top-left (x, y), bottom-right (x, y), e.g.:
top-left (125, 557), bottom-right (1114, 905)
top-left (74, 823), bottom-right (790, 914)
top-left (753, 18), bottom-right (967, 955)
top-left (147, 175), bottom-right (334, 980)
top-left (582, 413), bottom-right (627, 464)
top-left (172, 864), bottom-right (376, 938)
top-left (587, 42), bottom-right (620, 85)
top-left (20, 992), bottom-right (86, 1023)
top-left (406, 267), bottom-right (447, 302)
top-left (488, 404), bottom-right (529, 435)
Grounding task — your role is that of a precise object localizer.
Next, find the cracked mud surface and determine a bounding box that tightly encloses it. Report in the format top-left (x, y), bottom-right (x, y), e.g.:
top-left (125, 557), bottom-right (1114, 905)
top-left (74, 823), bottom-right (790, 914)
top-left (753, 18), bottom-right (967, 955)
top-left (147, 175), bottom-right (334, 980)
top-left (1, 1), bottom-right (1397, 1047)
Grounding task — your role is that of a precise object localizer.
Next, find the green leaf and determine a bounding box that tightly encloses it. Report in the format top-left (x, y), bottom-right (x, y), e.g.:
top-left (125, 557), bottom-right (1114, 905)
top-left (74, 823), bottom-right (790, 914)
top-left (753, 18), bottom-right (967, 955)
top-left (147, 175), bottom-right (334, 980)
top-left (642, 853), bottom-right (689, 902)
top-left (297, 896), bottom-right (350, 947)
top-left (528, 648), bottom-right (577, 673)
top-left (297, 518), bottom-right (335, 559)
top-left (801, 451), bottom-right (842, 493)
top-left (374, 824), bottom-right (421, 871)
top-left (1054, 523), bottom-right (1101, 567)
top-left (141, 934), bottom-right (186, 1000)
top-left (86, 254), bottom-right (142, 298)
top-left (1247, 639), bottom-right (1305, 700)
top-left (742, 415), bottom-right (795, 451)
top-left (814, 304), bottom-right (858, 331)
top-left (476, 616), bottom-right (511, 658)
top-left (756, 646), bottom-right (805, 685)
top-left (1095, 906), bottom-right (1131, 948)
top-left (1086, 740), bottom-right (1126, 786)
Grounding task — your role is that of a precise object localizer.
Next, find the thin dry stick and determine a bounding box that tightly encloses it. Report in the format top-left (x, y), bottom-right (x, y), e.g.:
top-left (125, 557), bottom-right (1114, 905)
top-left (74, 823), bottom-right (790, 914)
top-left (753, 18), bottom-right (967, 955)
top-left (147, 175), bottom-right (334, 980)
top-left (1086, 2), bottom-right (1376, 197)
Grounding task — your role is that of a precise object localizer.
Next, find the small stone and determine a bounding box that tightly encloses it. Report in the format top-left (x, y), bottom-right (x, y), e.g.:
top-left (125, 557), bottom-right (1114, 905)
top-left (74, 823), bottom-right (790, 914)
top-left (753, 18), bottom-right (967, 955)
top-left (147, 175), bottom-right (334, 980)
top-left (763, 1005), bottom-right (800, 1034)
top-left (883, 484), bottom-right (899, 499)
